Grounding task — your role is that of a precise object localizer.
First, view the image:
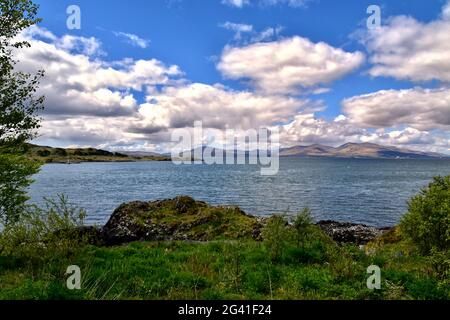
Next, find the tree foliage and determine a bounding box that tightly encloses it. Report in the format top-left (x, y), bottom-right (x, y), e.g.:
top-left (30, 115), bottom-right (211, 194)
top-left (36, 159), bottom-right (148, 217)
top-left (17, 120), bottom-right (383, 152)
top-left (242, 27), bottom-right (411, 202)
top-left (0, 0), bottom-right (44, 224)
top-left (0, 153), bottom-right (40, 223)
top-left (1, 0), bottom-right (43, 146)
top-left (400, 175), bottom-right (450, 254)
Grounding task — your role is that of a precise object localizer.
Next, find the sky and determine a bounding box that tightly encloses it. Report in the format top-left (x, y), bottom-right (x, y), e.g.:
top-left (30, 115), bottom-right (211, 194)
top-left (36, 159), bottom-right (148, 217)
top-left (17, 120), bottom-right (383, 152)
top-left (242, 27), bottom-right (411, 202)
top-left (17, 0), bottom-right (450, 154)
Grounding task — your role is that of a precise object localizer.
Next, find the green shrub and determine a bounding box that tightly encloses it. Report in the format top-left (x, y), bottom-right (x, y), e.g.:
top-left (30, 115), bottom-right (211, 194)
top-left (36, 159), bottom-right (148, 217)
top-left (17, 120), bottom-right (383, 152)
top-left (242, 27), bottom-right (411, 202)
top-left (221, 242), bottom-right (245, 292)
top-left (405, 277), bottom-right (449, 300)
top-left (0, 194), bottom-right (87, 268)
top-left (400, 175), bottom-right (450, 254)
top-left (429, 248), bottom-right (450, 281)
top-left (284, 241), bottom-right (328, 265)
top-left (54, 148), bottom-right (67, 156)
top-left (292, 207), bottom-right (314, 247)
top-left (294, 267), bottom-right (333, 292)
top-left (262, 215), bottom-right (293, 262)
top-left (242, 266), bottom-right (273, 295)
top-left (0, 153), bottom-right (41, 224)
top-left (36, 149), bottom-right (51, 157)
top-left (328, 245), bottom-right (366, 282)
top-left (201, 288), bottom-right (225, 300)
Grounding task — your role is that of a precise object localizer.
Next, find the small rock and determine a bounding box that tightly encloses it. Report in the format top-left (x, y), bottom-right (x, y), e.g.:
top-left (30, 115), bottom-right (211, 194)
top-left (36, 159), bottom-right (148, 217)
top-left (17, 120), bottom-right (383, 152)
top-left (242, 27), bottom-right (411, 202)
top-left (316, 220), bottom-right (389, 245)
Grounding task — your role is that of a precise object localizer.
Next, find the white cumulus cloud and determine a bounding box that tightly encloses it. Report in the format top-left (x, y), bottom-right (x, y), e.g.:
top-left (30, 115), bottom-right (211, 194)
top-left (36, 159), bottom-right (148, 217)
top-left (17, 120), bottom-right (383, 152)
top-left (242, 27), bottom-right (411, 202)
top-left (15, 27), bottom-right (181, 118)
top-left (363, 1), bottom-right (450, 83)
top-left (343, 88), bottom-right (450, 131)
top-left (218, 36), bottom-right (365, 95)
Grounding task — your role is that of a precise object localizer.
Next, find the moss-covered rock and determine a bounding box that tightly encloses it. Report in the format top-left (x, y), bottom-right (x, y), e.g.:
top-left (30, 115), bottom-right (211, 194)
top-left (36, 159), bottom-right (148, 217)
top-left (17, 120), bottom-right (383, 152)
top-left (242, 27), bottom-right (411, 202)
top-left (90, 197), bottom-right (391, 247)
top-left (102, 196), bottom-right (264, 245)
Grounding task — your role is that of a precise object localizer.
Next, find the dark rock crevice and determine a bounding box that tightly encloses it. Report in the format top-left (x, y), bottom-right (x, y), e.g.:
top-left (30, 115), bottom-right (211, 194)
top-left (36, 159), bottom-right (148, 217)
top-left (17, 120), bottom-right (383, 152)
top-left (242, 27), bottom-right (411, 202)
top-left (316, 220), bottom-right (391, 245)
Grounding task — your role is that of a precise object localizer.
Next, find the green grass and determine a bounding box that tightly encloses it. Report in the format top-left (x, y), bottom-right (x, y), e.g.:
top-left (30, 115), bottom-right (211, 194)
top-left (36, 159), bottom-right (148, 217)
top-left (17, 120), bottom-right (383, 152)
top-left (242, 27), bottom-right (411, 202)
top-left (0, 195), bottom-right (447, 300)
top-left (0, 239), bottom-right (447, 300)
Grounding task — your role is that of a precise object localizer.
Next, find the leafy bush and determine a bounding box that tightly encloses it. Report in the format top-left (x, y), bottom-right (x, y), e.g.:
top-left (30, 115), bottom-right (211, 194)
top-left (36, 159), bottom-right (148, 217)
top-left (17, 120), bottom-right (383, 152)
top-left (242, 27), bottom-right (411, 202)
top-left (0, 153), bottom-right (41, 224)
top-left (262, 215), bottom-right (292, 261)
top-left (292, 207), bottom-right (314, 247)
top-left (0, 194), bottom-right (87, 268)
top-left (284, 239), bottom-right (332, 265)
top-left (263, 210), bottom-right (335, 263)
top-left (242, 264), bottom-right (280, 296)
top-left (36, 149), bottom-right (51, 157)
top-left (221, 242), bottom-right (245, 292)
top-left (294, 266), bottom-right (333, 292)
top-left (429, 248), bottom-right (450, 287)
top-left (54, 148), bottom-right (67, 156)
top-left (400, 175), bottom-right (450, 254)
top-left (404, 277), bottom-right (448, 300)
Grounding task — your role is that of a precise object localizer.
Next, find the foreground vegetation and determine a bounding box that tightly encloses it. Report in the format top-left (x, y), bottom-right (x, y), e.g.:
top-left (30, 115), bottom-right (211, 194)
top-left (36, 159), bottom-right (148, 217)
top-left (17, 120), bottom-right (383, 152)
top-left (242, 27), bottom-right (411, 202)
top-left (0, 235), bottom-right (448, 300)
top-left (0, 176), bottom-right (448, 300)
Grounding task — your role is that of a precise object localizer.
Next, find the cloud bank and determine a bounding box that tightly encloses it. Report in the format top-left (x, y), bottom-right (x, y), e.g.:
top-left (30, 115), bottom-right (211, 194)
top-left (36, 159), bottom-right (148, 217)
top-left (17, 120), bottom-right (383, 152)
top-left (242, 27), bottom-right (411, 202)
top-left (18, 13), bottom-right (449, 155)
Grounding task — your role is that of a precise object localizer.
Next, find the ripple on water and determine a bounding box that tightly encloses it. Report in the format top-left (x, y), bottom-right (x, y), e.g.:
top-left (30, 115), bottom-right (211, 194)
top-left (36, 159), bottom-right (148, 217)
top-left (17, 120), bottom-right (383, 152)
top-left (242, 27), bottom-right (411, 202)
top-left (28, 158), bottom-right (450, 227)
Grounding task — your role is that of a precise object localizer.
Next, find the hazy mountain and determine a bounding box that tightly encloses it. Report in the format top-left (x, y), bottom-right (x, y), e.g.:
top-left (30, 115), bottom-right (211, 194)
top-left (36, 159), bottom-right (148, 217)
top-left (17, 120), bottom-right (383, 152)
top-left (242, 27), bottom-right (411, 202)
top-left (280, 143), bottom-right (448, 159)
top-left (180, 143), bottom-right (448, 160)
top-left (279, 144), bottom-right (334, 157)
top-left (29, 143), bottom-right (446, 162)
top-left (121, 151), bottom-right (169, 157)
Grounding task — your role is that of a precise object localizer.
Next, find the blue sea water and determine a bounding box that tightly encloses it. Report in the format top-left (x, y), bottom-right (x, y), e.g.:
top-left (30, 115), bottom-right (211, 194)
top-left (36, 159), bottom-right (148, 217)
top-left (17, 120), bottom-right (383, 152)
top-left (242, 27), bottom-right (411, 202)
top-left (28, 158), bottom-right (450, 227)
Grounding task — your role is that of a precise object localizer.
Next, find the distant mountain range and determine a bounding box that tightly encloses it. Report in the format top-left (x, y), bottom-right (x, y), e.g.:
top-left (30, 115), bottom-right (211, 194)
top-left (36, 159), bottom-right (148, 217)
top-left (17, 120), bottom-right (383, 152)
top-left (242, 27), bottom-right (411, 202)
top-left (183, 143), bottom-right (448, 160)
top-left (121, 151), bottom-right (169, 158)
top-left (279, 143), bottom-right (448, 159)
top-left (27, 142), bottom-right (448, 162)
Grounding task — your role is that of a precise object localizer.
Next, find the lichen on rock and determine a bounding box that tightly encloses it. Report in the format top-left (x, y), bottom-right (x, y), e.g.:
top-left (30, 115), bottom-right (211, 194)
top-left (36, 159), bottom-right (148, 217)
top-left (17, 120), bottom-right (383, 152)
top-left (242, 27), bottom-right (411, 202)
top-left (101, 196), bottom-right (264, 245)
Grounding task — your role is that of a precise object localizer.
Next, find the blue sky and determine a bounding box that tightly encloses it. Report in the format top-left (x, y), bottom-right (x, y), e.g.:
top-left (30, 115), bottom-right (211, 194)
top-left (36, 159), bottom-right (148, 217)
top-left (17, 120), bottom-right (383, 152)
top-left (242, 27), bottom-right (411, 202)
top-left (21, 0), bottom-right (450, 153)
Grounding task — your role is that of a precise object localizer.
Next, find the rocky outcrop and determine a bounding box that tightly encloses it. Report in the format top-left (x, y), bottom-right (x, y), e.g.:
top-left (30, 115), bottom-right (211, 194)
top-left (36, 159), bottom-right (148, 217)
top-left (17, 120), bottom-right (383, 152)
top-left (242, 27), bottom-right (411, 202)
top-left (71, 196), bottom-right (391, 246)
top-left (316, 220), bottom-right (390, 245)
top-left (101, 196), bottom-right (264, 245)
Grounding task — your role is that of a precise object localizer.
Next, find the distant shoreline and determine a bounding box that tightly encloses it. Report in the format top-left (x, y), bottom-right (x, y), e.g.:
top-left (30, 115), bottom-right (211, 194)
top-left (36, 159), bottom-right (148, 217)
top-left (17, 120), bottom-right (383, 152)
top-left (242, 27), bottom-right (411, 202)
top-left (40, 157), bottom-right (171, 164)
top-left (24, 144), bottom-right (171, 163)
top-left (25, 142), bottom-right (450, 164)
top-left (280, 155), bottom-right (450, 160)
top-left (40, 156), bottom-right (450, 165)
